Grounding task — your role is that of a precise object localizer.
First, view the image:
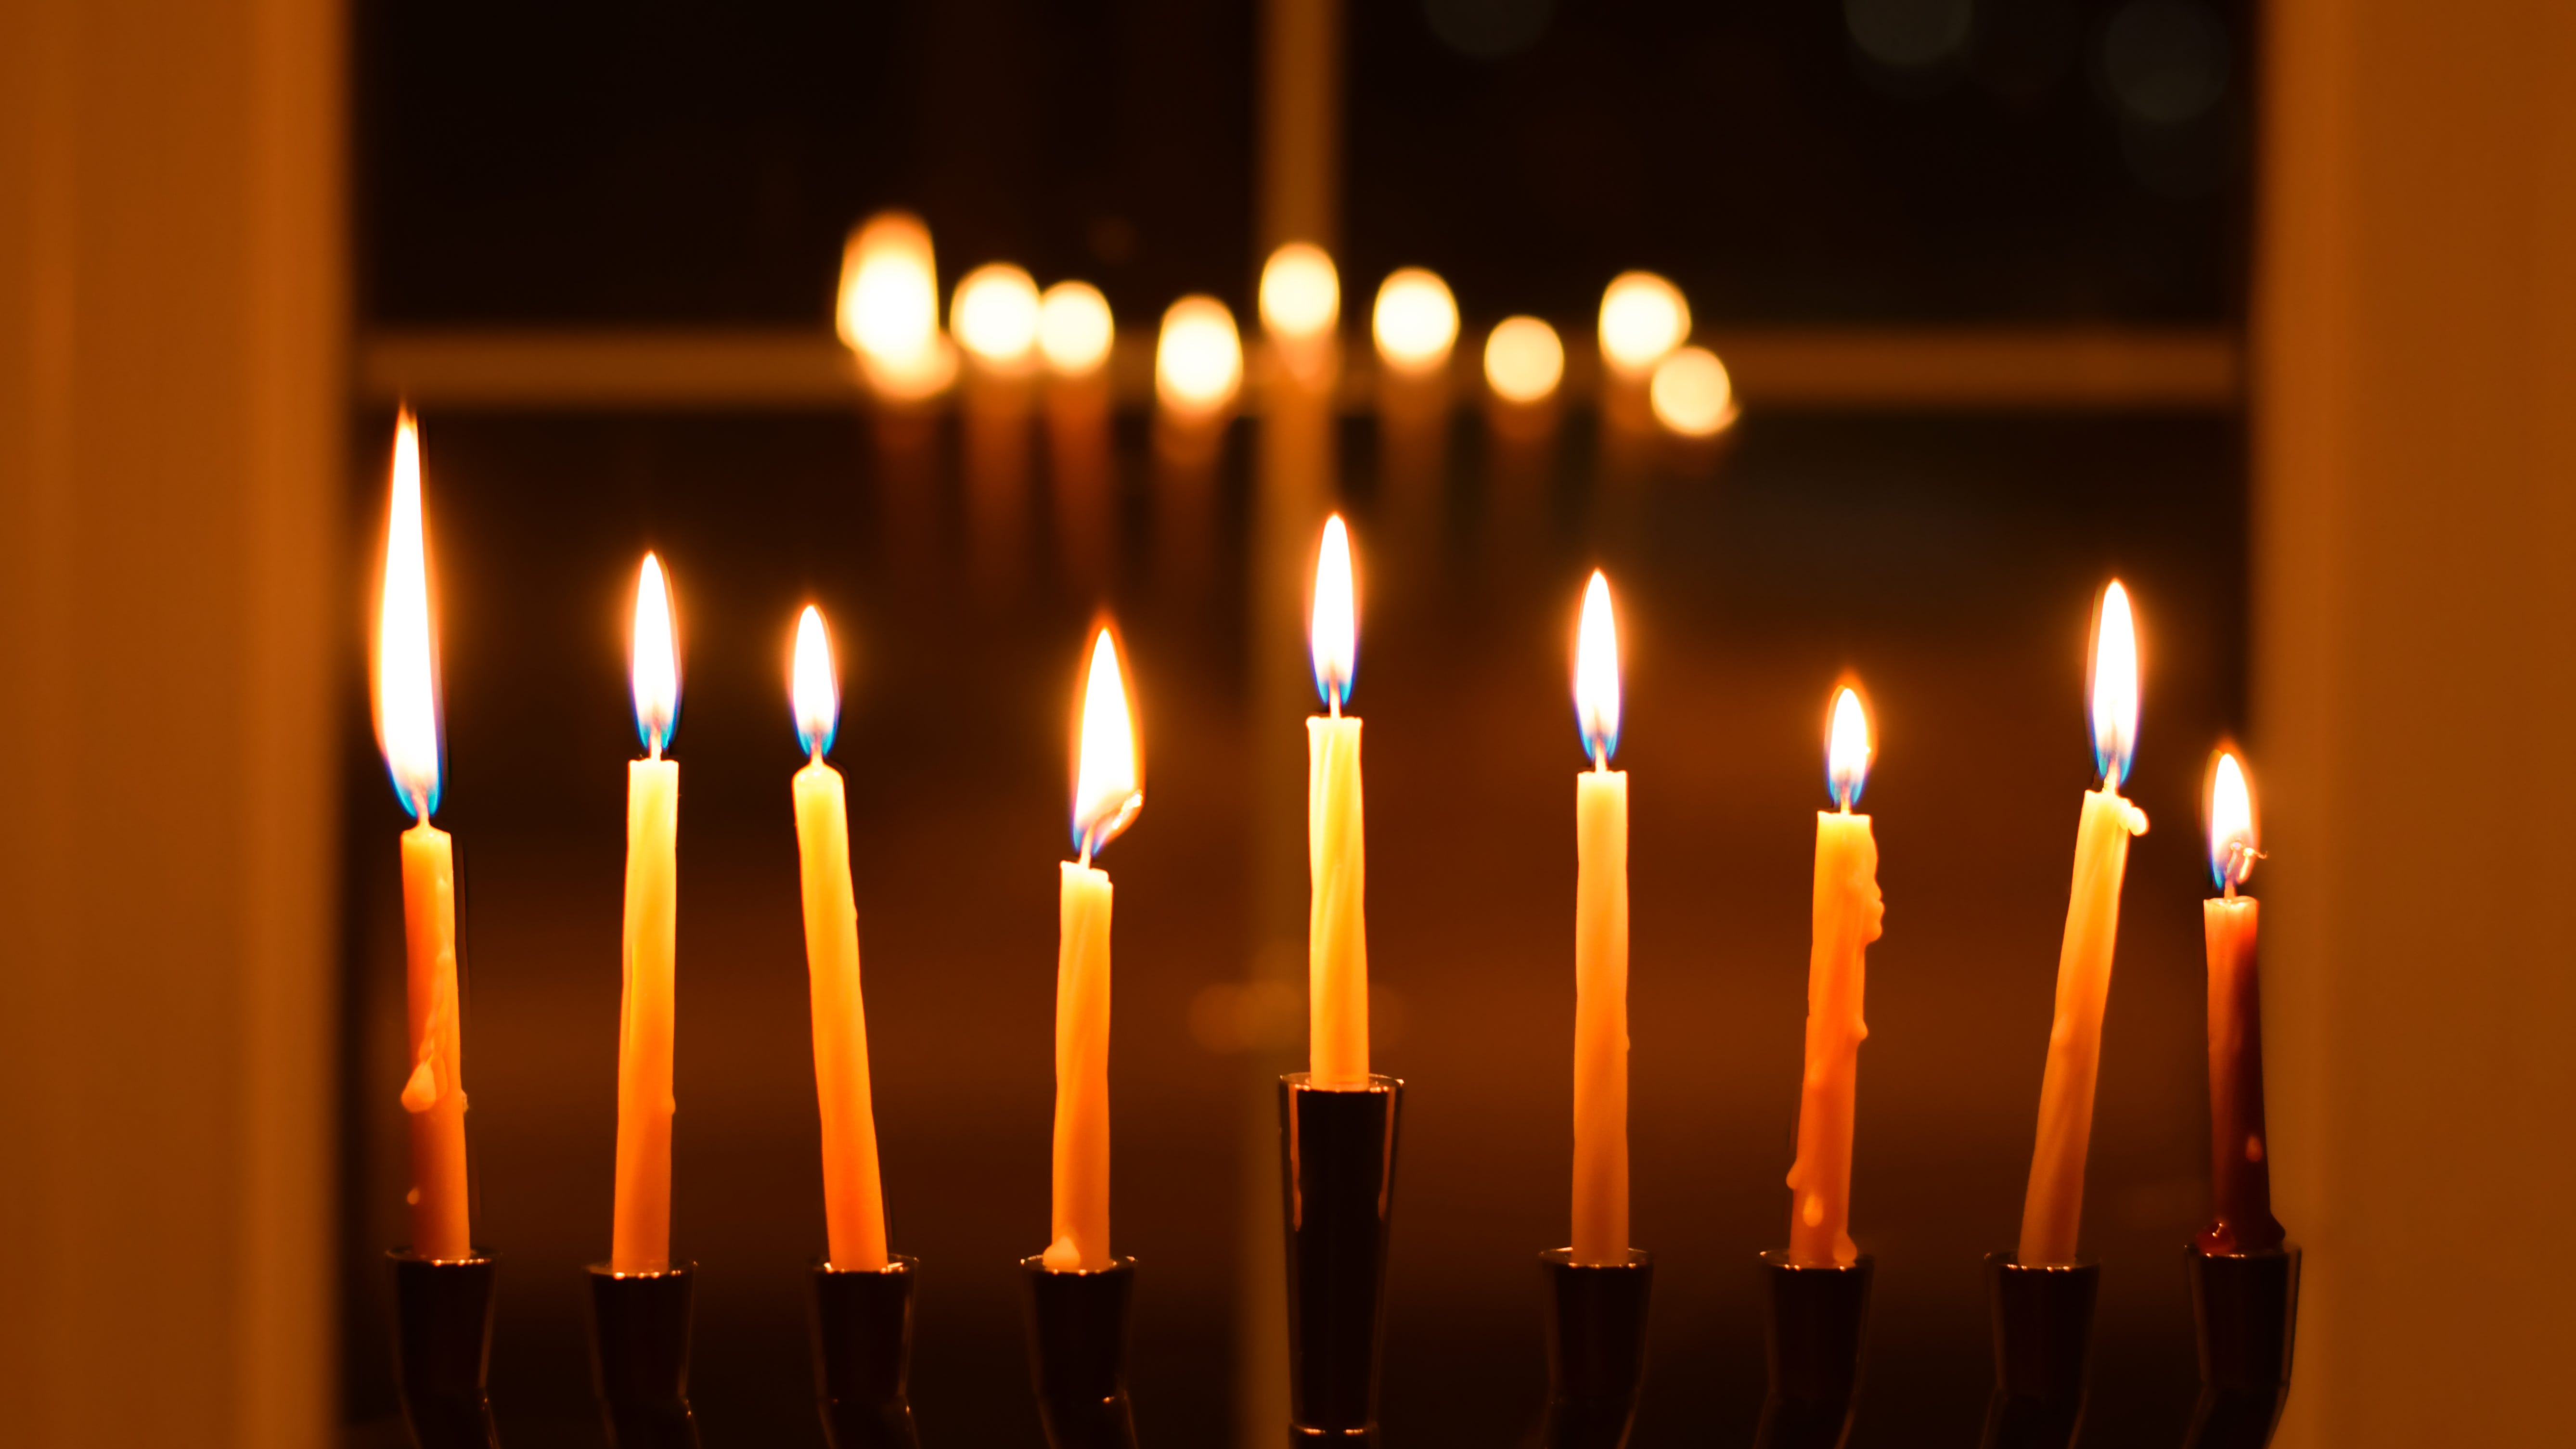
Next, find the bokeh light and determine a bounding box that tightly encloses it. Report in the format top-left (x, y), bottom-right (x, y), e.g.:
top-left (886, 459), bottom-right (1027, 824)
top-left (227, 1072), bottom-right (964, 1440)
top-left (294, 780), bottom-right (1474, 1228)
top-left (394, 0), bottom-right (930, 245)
top-left (1482, 317), bottom-right (1564, 404)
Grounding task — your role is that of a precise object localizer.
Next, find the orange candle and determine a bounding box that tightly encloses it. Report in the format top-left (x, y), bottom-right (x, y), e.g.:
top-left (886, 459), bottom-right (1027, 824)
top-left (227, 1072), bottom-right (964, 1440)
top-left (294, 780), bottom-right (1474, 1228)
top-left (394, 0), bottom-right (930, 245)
top-left (1044, 626), bottom-right (1144, 1272)
top-left (2018, 582), bottom-right (2151, 1267)
top-left (790, 606), bottom-right (890, 1271)
top-left (1307, 517), bottom-right (1369, 1089)
top-left (2201, 750), bottom-right (2282, 1256)
top-left (1785, 686), bottom-right (1886, 1267)
top-left (1570, 572), bottom-right (1630, 1266)
top-left (611, 554), bottom-right (683, 1274)
top-left (376, 411), bottom-right (472, 1261)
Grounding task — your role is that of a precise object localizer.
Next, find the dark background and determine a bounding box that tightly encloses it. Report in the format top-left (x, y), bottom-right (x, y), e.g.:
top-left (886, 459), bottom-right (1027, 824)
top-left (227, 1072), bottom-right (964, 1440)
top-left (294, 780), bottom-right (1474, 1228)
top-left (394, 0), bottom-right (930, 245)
top-left (347, 2), bottom-right (2251, 1445)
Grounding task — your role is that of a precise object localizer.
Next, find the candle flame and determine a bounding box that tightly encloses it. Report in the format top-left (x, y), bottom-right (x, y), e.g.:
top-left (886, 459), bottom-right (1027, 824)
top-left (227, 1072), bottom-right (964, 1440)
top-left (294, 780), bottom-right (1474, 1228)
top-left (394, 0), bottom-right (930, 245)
top-left (2091, 580), bottom-right (2140, 788)
top-left (952, 262), bottom-right (1042, 368)
top-left (1310, 516), bottom-right (1358, 709)
top-left (837, 211), bottom-right (955, 398)
top-left (1574, 571), bottom-right (1622, 765)
top-left (1483, 317), bottom-right (1564, 404)
top-left (1071, 626), bottom-right (1143, 858)
top-left (1649, 346), bottom-right (1736, 437)
top-left (631, 553), bottom-right (680, 756)
top-left (1260, 242), bottom-right (1340, 341)
top-left (1599, 271), bottom-right (1691, 379)
top-left (792, 605), bottom-right (839, 760)
top-left (1038, 281), bottom-right (1114, 376)
top-left (2209, 750), bottom-right (2258, 890)
top-left (1372, 268), bottom-right (1458, 374)
top-left (1828, 685), bottom-right (1871, 810)
top-left (1155, 295), bottom-right (1243, 413)
top-left (375, 409), bottom-right (441, 819)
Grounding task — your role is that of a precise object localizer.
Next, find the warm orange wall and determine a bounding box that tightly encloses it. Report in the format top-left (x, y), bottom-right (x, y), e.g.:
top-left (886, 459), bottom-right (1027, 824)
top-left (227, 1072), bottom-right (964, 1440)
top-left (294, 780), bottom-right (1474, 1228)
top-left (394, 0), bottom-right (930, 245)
top-left (2256, 1), bottom-right (2576, 1445)
top-left (0, 0), bottom-right (344, 1444)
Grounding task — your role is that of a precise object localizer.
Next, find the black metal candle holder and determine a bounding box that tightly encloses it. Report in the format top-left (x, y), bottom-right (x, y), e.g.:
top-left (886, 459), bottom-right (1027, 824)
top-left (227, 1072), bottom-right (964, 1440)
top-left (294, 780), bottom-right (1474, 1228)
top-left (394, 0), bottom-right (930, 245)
top-left (586, 1263), bottom-right (702, 1449)
top-left (1978, 1253), bottom-right (2100, 1449)
top-left (1538, 1247), bottom-right (1654, 1449)
top-left (1020, 1255), bottom-right (1140, 1449)
top-left (389, 1250), bottom-right (502, 1449)
top-left (808, 1256), bottom-right (922, 1449)
top-left (1753, 1250), bottom-right (1873, 1449)
top-left (2182, 1245), bottom-right (2299, 1449)
top-left (1279, 1072), bottom-right (1404, 1445)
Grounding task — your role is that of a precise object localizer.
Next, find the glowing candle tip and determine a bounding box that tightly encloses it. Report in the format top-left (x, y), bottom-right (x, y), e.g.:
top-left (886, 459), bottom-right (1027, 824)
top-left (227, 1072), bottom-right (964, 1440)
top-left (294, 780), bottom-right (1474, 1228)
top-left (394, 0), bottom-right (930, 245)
top-left (1072, 627), bottom-right (1143, 858)
top-left (2209, 750), bottom-right (2258, 891)
top-left (1828, 686), bottom-right (1871, 810)
top-left (1310, 516), bottom-right (1358, 710)
top-left (1574, 571), bottom-right (1623, 764)
top-left (792, 605), bottom-right (839, 760)
top-left (2091, 580), bottom-right (2140, 788)
top-left (376, 409), bottom-right (442, 819)
top-left (631, 553), bottom-right (681, 756)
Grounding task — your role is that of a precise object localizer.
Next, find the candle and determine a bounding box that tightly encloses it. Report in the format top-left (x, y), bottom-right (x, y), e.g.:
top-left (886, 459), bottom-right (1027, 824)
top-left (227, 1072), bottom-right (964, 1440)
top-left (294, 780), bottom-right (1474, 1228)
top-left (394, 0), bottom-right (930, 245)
top-left (1784, 686), bottom-right (1886, 1267)
top-left (611, 554), bottom-right (683, 1275)
top-left (1307, 517), bottom-right (1370, 1089)
top-left (1571, 571), bottom-right (1630, 1266)
top-left (789, 606), bottom-right (890, 1272)
top-left (1040, 281), bottom-right (1117, 593)
top-left (1045, 626), bottom-right (1144, 1272)
top-left (1649, 346), bottom-right (1737, 440)
top-left (1597, 272), bottom-right (1689, 474)
top-left (2200, 750), bottom-right (2283, 1255)
top-left (376, 410), bottom-right (472, 1261)
top-left (1153, 295), bottom-right (1243, 587)
top-left (837, 210), bottom-right (954, 401)
top-left (2017, 581), bottom-right (2151, 1267)
top-left (1371, 269), bottom-right (1456, 542)
top-left (955, 264), bottom-right (1041, 597)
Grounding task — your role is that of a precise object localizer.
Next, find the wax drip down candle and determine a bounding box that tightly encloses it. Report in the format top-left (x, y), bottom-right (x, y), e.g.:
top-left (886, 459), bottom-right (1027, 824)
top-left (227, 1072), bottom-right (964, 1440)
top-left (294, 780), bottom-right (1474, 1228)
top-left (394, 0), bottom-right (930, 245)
top-left (1785, 685), bottom-right (1886, 1268)
top-left (1570, 571), bottom-right (1633, 1268)
top-left (612, 554), bottom-right (684, 1275)
top-left (1044, 625), bottom-right (1144, 1273)
top-left (1308, 516), bottom-right (1371, 1090)
top-left (376, 410), bottom-right (473, 1263)
top-left (2018, 582), bottom-right (2151, 1268)
top-left (789, 606), bottom-right (892, 1272)
top-left (2200, 750), bottom-right (2283, 1256)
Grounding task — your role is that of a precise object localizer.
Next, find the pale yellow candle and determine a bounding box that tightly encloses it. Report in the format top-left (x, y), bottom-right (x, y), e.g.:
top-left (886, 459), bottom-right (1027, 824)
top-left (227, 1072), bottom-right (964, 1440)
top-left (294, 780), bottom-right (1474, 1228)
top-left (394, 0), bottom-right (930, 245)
top-left (612, 554), bottom-right (683, 1275)
top-left (377, 410), bottom-right (472, 1261)
top-left (1571, 571), bottom-right (1629, 1266)
top-left (1307, 517), bottom-right (1370, 1089)
top-left (1785, 687), bottom-right (1885, 1267)
top-left (1044, 627), bottom-right (1143, 1272)
top-left (2018, 582), bottom-right (2151, 1267)
top-left (789, 607), bottom-right (889, 1272)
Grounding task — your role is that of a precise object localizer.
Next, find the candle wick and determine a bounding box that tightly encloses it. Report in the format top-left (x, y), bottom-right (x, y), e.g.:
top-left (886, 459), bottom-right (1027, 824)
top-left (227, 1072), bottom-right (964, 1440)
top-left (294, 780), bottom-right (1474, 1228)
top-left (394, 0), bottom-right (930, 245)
top-left (411, 788), bottom-right (430, 824)
top-left (1591, 745), bottom-right (1608, 773)
top-left (1078, 831), bottom-right (1095, 871)
top-left (1329, 691), bottom-right (1341, 721)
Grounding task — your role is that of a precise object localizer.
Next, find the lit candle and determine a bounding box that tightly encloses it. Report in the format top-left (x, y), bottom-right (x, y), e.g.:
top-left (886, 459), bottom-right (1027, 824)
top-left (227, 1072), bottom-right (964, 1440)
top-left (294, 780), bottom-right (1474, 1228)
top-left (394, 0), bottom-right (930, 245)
top-left (376, 410), bottom-right (472, 1262)
top-left (2017, 581), bottom-right (2151, 1267)
top-left (1153, 295), bottom-right (1243, 584)
top-left (953, 263), bottom-right (1041, 597)
top-left (1307, 517), bottom-right (1370, 1089)
top-left (1784, 686), bottom-right (1886, 1267)
top-left (1044, 626), bottom-right (1144, 1272)
top-left (1597, 271), bottom-right (1690, 457)
top-left (1039, 281), bottom-right (1117, 593)
top-left (611, 553), bottom-right (683, 1275)
top-left (2200, 750), bottom-right (2282, 1255)
top-left (1371, 269), bottom-right (1456, 539)
top-left (789, 606), bottom-right (890, 1272)
top-left (1571, 571), bottom-right (1630, 1266)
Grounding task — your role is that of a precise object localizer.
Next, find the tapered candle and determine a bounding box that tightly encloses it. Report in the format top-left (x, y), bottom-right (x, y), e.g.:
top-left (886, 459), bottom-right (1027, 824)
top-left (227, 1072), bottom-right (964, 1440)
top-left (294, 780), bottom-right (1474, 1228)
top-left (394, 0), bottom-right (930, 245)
top-left (2200, 750), bottom-right (2282, 1255)
top-left (611, 554), bottom-right (683, 1275)
top-left (2018, 581), bottom-right (2151, 1267)
top-left (377, 410), bottom-right (472, 1261)
top-left (790, 606), bottom-right (890, 1271)
top-left (1308, 517), bottom-right (1370, 1089)
top-left (1044, 626), bottom-right (1143, 1272)
top-left (1785, 686), bottom-right (1886, 1267)
top-left (1571, 571), bottom-right (1630, 1266)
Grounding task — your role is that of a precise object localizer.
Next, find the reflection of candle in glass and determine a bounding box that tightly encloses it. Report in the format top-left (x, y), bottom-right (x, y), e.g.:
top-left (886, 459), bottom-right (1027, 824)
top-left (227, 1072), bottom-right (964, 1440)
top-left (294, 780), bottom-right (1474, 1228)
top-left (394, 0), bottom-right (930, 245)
top-left (612, 554), bottom-right (685, 1274)
top-left (1307, 517), bottom-right (1370, 1088)
top-left (1044, 626), bottom-right (1145, 1272)
top-left (1040, 281), bottom-right (1117, 593)
top-left (953, 263), bottom-right (1041, 598)
top-left (377, 410), bottom-right (473, 1262)
top-left (789, 607), bottom-right (890, 1272)
top-left (2018, 581), bottom-right (2151, 1268)
top-left (1570, 572), bottom-right (1630, 1267)
top-left (2199, 750), bottom-right (2283, 1256)
top-left (1785, 686), bottom-right (1885, 1267)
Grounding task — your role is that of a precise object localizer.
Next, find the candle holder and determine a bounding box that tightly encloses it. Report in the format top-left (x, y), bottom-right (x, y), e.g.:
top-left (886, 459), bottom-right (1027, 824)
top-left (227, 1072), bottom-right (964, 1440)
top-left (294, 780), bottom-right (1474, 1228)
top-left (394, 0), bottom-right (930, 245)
top-left (1019, 1255), bottom-right (1139, 1449)
top-left (1753, 1249), bottom-right (1873, 1449)
top-left (389, 1249), bottom-right (502, 1449)
top-left (2182, 1244), bottom-right (2299, 1449)
top-left (586, 1263), bottom-right (702, 1449)
top-left (1279, 1072), bottom-right (1404, 1445)
top-left (1537, 1247), bottom-right (1654, 1449)
top-left (1977, 1253), bottom-right (2099, 1449)
top-left (808, 1256), bottom-right (922, 1449)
